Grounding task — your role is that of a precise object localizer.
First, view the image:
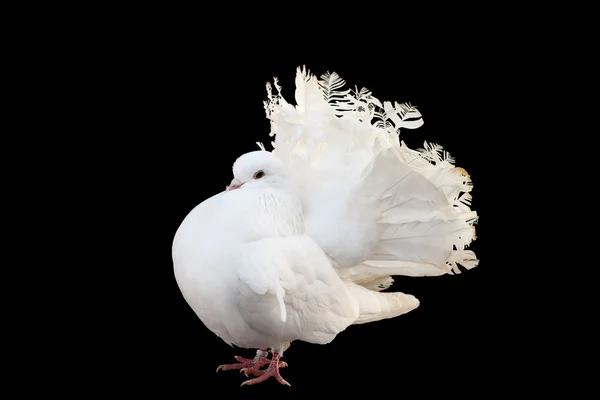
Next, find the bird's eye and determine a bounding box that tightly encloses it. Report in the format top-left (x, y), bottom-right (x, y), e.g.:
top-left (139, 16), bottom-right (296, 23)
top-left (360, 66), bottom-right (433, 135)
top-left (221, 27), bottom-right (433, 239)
top-left (253, 170), bottom-right (265, 179)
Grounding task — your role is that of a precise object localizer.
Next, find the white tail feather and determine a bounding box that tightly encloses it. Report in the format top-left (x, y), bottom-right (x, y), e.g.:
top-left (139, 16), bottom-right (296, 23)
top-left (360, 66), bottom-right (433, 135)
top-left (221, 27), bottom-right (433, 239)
top-left (344, 282), bottom-right (420, 324)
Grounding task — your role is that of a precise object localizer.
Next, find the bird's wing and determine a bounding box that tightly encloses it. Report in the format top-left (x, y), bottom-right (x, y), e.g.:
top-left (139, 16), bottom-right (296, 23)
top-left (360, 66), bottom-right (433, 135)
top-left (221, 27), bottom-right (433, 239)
top-left (262, 67), bottom-right (478, 283)
top-left (235, 234), bottom-right (359, 345)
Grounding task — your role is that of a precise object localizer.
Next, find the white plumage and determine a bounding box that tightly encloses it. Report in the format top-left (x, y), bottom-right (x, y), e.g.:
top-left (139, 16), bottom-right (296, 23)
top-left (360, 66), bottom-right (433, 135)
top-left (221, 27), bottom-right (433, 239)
top-left (172, 66), bottom-right (478, 386)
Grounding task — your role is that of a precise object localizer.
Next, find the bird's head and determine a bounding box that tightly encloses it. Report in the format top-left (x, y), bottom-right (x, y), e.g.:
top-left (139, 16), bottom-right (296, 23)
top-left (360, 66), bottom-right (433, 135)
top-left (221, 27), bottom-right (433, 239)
top-left (227, 150), bottom-right (285, 191)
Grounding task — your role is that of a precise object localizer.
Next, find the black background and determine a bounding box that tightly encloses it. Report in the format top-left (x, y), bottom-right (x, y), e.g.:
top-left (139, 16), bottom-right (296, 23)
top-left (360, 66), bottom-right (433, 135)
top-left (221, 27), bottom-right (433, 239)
top-left (77, 28), bottom-right (523, 398)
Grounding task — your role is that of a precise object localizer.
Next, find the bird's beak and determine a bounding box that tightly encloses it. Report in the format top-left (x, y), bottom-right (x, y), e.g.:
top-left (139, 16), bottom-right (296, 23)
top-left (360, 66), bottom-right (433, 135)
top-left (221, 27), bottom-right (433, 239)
top-left (226, 179), bottom-right (243, 191)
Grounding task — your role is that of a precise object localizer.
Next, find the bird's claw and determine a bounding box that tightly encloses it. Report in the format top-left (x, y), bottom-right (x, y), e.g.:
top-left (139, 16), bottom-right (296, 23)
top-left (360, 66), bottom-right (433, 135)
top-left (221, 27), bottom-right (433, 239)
top-left (241, 377), bottom-right (291, 387)
top-left (239, 357), bottom-right (290, 387)
top-left (217, 354), bottom-right (268, 374)
top-left (240, 367), bottom-right (264, 377)
top-left (217, 351), bottom-right (289, 385)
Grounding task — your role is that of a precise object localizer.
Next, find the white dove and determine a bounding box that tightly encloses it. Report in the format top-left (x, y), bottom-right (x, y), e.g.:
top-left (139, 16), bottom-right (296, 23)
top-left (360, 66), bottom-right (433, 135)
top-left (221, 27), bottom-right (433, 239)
top-left (172, 67), bottom-right (478, 386)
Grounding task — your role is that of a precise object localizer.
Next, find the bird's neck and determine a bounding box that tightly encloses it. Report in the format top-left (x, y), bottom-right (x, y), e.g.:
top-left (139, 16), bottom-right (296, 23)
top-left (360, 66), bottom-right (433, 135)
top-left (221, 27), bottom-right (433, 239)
top-left (250, 187), bottom-right (305, 238)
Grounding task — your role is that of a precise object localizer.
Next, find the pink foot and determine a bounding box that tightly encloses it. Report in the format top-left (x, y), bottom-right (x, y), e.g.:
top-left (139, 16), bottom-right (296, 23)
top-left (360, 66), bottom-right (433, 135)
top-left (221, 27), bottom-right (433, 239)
top-left (241, 360), bottom-right (288, 377)
top-left (216, 349), bottom-right (270, 376)
top-left (240, 351), bottom-right (290, 387)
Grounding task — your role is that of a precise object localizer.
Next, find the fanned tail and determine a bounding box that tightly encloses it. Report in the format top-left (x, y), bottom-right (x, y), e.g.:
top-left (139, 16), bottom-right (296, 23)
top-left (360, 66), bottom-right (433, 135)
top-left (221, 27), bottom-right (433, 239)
top-left (354, 147), bottom-right (478, 274)
top-left (262, 66), bottom-right (478, 289)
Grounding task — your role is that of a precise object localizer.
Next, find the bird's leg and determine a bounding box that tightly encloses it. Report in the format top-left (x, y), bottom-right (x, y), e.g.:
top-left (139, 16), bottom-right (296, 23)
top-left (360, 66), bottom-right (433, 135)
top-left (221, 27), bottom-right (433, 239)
top-left (240, 350), bottom-right (290, 387)
top-left (216, 349), bottom-right (270, 374)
